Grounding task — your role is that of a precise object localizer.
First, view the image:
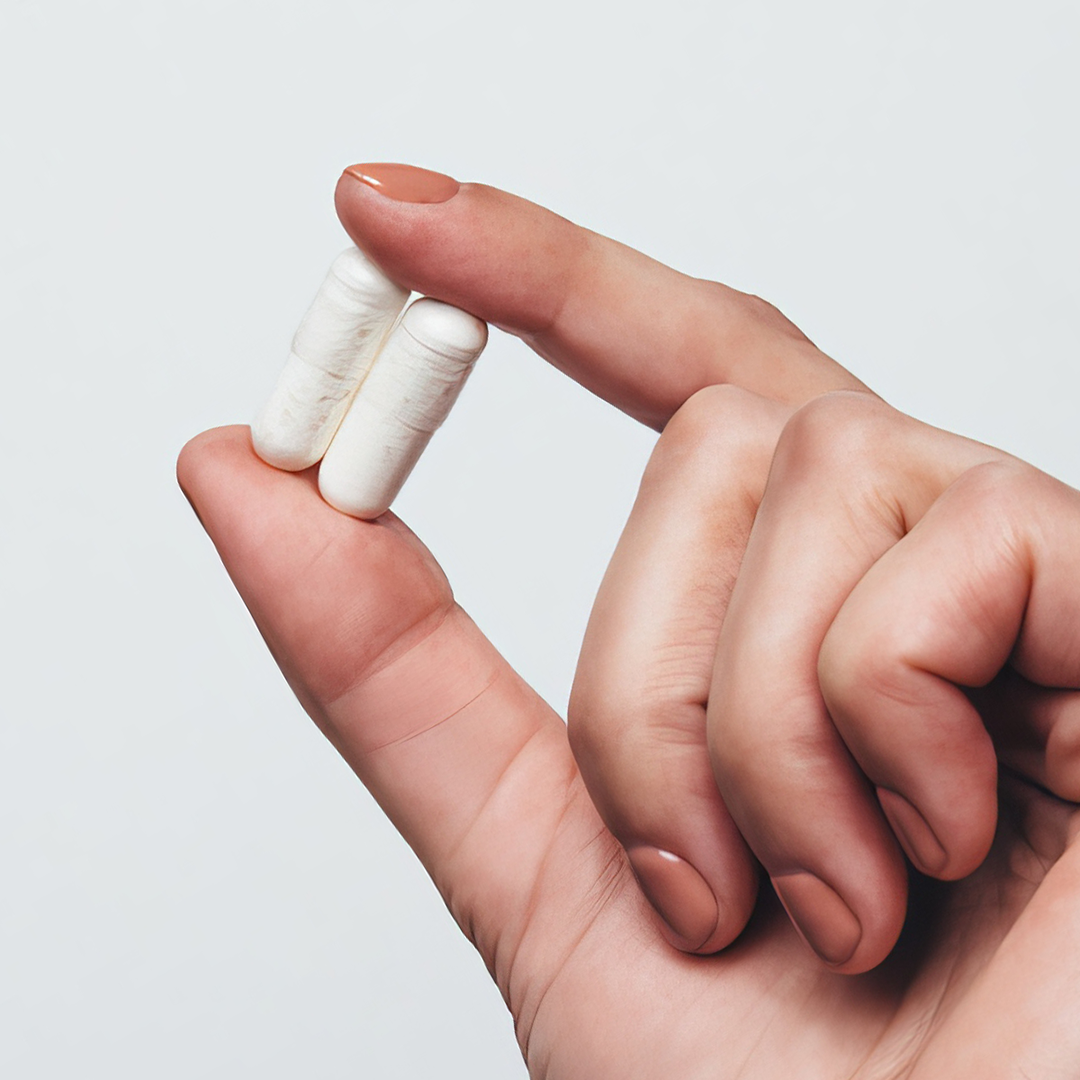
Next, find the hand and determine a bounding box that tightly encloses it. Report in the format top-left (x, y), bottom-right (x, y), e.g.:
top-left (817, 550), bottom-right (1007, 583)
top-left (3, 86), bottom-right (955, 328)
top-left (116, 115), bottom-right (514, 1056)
top-left (330, 164), bottom-right (1080, 973)
top-left (570, 386), bottom-right (1077, 971)
top-left (178, 426), bottom-right (1080, 1078)
top-left (180, 166), bottom-right (1080, 1075)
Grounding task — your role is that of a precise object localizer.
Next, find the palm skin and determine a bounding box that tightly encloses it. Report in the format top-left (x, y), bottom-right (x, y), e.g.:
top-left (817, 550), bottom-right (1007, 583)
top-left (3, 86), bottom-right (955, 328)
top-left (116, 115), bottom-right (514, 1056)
top-left (179, 427), bottom-right (1080, 1080)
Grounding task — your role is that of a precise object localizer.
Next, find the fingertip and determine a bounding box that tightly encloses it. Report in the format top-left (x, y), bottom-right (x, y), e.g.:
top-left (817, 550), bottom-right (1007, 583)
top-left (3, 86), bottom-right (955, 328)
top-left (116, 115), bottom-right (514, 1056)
top-left (625, 844), bottom-right (757, 954)
top-left (772, 871), bottom-right (863, 968)
top-left (700, 876), bottom-right (759, 955)
top-left (568, 697), bottom-right (760, 956)
top-left (176, 424), bottom-right (253, 500)
top-left (332, 167), bottom-right (580, 339)
top-left (773, 867), bottom-right (908, 976)
top-left (333, 165), bottom-right (470, 292)
top-left (333, 168), bottom-right (417, 281)
top-left (1047, 734), bottom-right (1080, 804)
top-left (176, 424), bottom-right (332, 566)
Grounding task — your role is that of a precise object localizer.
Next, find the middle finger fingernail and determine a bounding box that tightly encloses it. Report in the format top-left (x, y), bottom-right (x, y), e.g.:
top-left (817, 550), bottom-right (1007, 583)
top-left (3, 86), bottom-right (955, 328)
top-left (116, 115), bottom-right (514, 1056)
top-left (772, 871), bottom-right (862, 966)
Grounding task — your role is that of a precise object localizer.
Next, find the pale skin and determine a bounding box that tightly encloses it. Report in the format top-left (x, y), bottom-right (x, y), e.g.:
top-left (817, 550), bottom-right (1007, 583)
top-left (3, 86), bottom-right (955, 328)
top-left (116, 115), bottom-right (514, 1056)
top-left (178, 168), bottom-right (1080, 1078)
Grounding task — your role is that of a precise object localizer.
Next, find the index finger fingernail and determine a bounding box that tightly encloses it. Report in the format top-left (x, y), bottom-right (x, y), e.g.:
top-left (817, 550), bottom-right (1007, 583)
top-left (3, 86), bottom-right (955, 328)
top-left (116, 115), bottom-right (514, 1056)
top-left (343, 163), bottom-right (460, 204)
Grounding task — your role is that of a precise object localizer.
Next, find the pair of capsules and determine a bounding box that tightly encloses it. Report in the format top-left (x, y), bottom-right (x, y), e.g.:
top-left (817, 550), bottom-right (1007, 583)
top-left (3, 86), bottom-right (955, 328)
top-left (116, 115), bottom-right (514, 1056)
top-left (252, 246), bottom-right (488, 518)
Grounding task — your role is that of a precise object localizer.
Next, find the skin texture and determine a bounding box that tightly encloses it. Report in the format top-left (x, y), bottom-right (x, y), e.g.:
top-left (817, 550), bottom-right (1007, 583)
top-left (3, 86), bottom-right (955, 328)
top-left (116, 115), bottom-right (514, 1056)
top-left (180, 168), bottom-right (1080, 1076)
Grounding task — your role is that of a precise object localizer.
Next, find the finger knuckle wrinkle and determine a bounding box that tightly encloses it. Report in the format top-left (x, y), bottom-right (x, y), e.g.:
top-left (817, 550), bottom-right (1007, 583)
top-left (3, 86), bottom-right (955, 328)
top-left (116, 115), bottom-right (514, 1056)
top-left (711, 719), bottom-right (821, 790)
top-left (568, 679), bottom-right (702, 762)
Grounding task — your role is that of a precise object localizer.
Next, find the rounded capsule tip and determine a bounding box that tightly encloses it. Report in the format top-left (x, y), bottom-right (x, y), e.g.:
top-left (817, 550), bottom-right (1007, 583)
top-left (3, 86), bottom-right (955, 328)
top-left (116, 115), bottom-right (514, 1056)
top-left (329, 245), bottom-right (410, 305)
top-left (401, 297), bottom-right (488, 356)
top-left (250, 419), bottom-right (321, 472)
top-left (317, 465), bottom-right (388, 520)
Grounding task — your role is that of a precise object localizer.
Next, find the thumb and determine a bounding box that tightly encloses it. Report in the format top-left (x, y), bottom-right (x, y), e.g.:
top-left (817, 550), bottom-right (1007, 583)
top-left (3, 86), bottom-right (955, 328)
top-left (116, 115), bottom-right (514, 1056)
top-left (176, 426), bottom-right (626, 1012)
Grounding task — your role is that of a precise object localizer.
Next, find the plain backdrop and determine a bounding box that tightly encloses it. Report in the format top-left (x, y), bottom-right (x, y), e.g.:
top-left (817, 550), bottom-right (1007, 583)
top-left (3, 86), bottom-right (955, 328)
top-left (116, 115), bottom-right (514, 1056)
top-left (2, 1), bottom-right (1078, 1076)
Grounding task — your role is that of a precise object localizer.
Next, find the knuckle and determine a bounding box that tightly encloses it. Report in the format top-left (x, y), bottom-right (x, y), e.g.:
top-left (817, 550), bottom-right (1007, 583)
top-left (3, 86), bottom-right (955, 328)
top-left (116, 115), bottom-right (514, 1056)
top-left (697, 280), bottom-right (808, 345)
top-left (772, 390), bottom-right (891, 483)
top-left (818, 618), bottom-right (892, 718)
top-left (819, 608), bottom-right (936, 725)
top-left (951, 458), bottom-right (1041, 511)
top-left (653, 385), bottom-right (776, 480)
top-left (738, 289), bottom-right (808, 339)
top-left (940, 459), bottom-right (1048, 566)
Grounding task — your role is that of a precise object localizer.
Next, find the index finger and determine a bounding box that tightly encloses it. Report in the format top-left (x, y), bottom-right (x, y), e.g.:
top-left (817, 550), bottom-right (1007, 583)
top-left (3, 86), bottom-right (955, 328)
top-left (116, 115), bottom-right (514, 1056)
top-left (334, 163), bottom-right (867, 428)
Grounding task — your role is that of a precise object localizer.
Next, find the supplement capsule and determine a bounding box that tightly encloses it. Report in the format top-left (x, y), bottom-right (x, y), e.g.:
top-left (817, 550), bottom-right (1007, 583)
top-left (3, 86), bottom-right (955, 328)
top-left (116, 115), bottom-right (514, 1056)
top-left (318, 298), bottom-right (488, 518)
top-left (252, 246), bottom-right (409, 471)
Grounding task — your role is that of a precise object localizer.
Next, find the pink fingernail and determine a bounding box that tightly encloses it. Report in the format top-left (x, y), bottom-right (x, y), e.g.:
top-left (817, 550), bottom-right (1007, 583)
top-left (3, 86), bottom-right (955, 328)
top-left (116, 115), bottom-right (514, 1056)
top-left (877, 787), bottom-right (948, 876)
top-left (772, 871), bottom-right (861, 966)
top-left (626, 846), bottom-right (719, 951)
top-left (342, 162), bottom-right (460, 204)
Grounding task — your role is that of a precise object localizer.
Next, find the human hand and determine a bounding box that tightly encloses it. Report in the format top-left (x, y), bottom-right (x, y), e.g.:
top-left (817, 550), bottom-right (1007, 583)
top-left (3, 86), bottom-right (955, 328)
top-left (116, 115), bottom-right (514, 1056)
top-left (325, 165), bottom-right (1080, 975)
top-left (571, 385), bottom-right (1080, 975)
top-left (177, 424), bottom-right (1080, 1077)
top-left (179, 166), bottom-right (1080, 1075)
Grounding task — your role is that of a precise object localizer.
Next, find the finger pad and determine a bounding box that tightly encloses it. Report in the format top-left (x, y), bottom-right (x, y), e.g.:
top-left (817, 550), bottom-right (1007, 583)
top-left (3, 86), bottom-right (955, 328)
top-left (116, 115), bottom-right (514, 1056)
top-left (178, 425), bottom-right (453, 704)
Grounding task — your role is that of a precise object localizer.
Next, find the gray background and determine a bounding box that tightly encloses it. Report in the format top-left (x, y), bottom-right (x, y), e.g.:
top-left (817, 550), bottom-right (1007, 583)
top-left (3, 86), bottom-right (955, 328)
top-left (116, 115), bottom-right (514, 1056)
top-left (2, 1), bottom-right (1077, 1076)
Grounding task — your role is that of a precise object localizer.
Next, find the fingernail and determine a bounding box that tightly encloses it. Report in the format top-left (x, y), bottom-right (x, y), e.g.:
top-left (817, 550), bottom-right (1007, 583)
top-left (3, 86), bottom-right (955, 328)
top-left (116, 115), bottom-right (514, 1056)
top-left (342, 162), bottom-right (460, 204)
top-left (626, 846), bottom-right (719, 951)
top-left (877, 787), bottom-right (947, 875)
top-left (772, 871), bottom-right (861, 966)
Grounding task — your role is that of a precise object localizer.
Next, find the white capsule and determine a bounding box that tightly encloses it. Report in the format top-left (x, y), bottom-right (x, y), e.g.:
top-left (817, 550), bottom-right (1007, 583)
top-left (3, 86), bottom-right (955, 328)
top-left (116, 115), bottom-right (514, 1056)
top-left (318, 298), bottom-right (488, 518)
top-left (252, 246), bottom-right (410, 471)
